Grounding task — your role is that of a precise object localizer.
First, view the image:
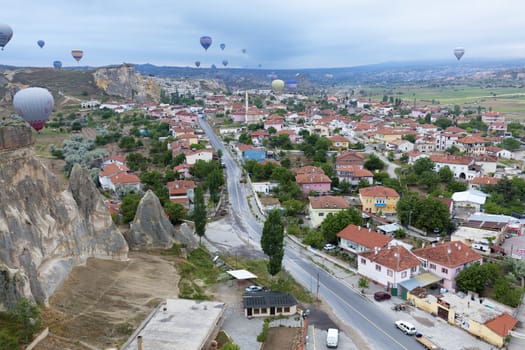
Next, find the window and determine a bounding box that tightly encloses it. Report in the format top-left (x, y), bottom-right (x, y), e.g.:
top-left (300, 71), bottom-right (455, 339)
top-left (261, 308), bottom-right (267, 314)
top-left (360, 258), bottom-right (366, 265)
top-left (411, 266), bottom-right (417, 273)
top-left (456, 268), bottom-right (461, 273)
top-left (319, 213), bottom-right (324, 217)
top-left (441, 267), bottom-right (448, 274)
top-left (284, 307), bottom-right (290, 313)
top-left (401, 271), bottom-right (407, 278)
top-left (421, 261), bottom-right (427, 268)
top-left (276, 307), bottom-right (282, 313)
top-left (429, 263), bottom-right (436, 270)
top-left (387, 270), bottom-right (393, 277)
top-left (254, 309), bottom-right (260, 315)
top-left (375, 264), bottom-right (381, 272)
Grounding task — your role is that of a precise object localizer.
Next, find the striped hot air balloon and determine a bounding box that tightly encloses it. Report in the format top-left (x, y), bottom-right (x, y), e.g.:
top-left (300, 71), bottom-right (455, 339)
top-left (200, 36), bottom-right (212, 51)
top-left (71, 49), bottom-right (83, 62)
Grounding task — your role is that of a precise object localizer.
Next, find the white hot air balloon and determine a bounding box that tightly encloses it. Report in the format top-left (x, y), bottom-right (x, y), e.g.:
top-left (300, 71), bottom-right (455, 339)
top-left (271, 79), bottom-right (285, 92)
top-left (0, 23), bottom-right (13, 50)
top-left (13, 87), bottom-right (54, 132)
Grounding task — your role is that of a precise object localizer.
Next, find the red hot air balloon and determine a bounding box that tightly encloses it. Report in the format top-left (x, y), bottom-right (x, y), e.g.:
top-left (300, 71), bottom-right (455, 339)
top-left (13, 87), bottom-right (54, 132)
top-left (200, 36), bottom-right (212, 51)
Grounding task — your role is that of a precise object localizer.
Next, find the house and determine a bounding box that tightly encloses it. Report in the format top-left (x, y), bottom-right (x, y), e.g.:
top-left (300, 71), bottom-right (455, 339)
top-left (412, 241), bottom-right (482, 290)
top-left (408, 291), bottom-right (517, 348)
top-left (252, 181), bottom-right (279, 194)
top-left (295, 173), bottom-right (331, 195)
top-left (167, 180), bottom-right (196, 207)
top-left (358, 245), bottom-right (421, 290)
top-left (173, 163), bottom-right (192, 179)
top-left (335, 150), bottom-right (365, 169)
top-left (250, 130), bottom-right (270, 145)
top-left (243, 292), bottom-right (297, 318)
top-left (429, 155), bottom-right (477, 180)
top-left (457, 135), bottom-right (486, 156)
top-left (451, 189), bottom-right (489, 212)
top-left (337, 224), bottom-right (393, 255)
top-left (99, 163), bottom-right (135, 191)
top-left (468, 176), bottom-right (500, 190)
top-left (374, 128), bottom-right (407, 143)
top-left (308, 196), bottom-right (349, 228)
top-left (329, 135), bottom-right (349, 150)
top-left (108, 172), bottom-right (142, 192)
top-left (388, 139), bottom-right (414, 153)
top-left (336, 165), bottom-right (374, 187)
top-left (359, 186), bottom-right (400, 215)
top-left (185, 149), bottom-right (214, 165)
top-left (264, 116), bottom-right (285, 132)
top-left (102, 155), bottom-right (126, 167)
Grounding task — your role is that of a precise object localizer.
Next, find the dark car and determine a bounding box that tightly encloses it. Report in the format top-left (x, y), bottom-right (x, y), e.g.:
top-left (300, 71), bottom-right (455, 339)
top-left (374, 291), bottom-right (391, 301)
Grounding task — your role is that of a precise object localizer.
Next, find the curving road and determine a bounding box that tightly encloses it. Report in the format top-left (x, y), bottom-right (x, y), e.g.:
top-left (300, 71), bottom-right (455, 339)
top-left (199, 116), bottom-right (420, 349)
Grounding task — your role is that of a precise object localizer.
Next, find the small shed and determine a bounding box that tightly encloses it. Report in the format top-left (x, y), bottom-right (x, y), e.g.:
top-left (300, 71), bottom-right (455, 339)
top-left (243, 292), bottom-right (297, 318)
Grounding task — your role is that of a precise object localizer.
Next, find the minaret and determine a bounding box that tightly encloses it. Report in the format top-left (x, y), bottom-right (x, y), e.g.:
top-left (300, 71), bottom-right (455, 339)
top-left (245, 91), bottom-right (249, 123)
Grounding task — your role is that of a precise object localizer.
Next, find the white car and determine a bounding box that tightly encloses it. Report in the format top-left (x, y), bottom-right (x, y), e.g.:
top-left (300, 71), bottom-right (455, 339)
top-left (323, 244), bottom-right (337, 251)
top-left (245, 285), bottom-right (264, 293)
top-left (395, 320), bottom-right (417, 335)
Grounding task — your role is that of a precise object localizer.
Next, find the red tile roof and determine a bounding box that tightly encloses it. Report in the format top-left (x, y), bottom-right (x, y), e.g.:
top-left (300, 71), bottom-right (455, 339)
top-left (295, 173), bottom-right (332, 184)
top-left (309, 196), bottom-right (349, 210)
top-left (360, 245), bottom-right (421, 271)
top-left (429, 154), bottom-right (473, 165)
top-left (99, 163), bottom-right (130, 177)
top-left (293, 166), bottom-right (325, 175)
top-left (470, 176), bottom-right (500, 185)
top-left (337, 224), bottom-right (392, 250)
top-left (359, 186), bottom-right (399, 198)
top-left (412, 241), bottom-right (482, 268)
top-left (110, 172), bottom-right (141, 185)
top-left (485, 313), bottom-right (518, 337)
top-left (329, 135), bottom-right (349, 143)
top-left (167, 180), bottom-right (196, 195)
top-left (458, 135), bottom-right (486, 144)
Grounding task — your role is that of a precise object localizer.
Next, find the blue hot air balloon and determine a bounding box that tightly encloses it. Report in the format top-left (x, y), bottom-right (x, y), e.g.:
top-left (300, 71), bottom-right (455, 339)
top-left (53, 60), bottom-right (62, 69)
top-left (286, 79), bottom-right (298, 91)
top-left (222, 59), bottom-right (228, 67)
top-left (195, 61), bottom-right (201, 68)
top-left (200, 36), bottom-right (212, 51)
top-left (242, 48), bottom-right (247, 54)
top-left (37, 40), bottom-right (45, 48)
top-left (220, 43), bottom-right (225, 50)
top-left (0, 23), bottom-right (13, 50)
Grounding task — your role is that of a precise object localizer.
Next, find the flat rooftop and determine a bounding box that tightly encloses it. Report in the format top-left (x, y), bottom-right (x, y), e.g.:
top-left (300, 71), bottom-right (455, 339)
top-left (122, 299), bottom-right (225, 350)
top-left (439, 292), bottom-right (513, 324)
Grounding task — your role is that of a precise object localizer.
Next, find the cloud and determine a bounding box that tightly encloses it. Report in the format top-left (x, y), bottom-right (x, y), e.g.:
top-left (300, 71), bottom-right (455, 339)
top-left (1, 0), bottom-right (524, 68)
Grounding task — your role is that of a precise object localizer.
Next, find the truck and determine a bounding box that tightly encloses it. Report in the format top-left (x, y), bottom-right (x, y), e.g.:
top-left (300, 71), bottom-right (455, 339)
top-left (415, 334), bottom-right (439, 349)
top-left (326, 328), bottom-right (339, 348)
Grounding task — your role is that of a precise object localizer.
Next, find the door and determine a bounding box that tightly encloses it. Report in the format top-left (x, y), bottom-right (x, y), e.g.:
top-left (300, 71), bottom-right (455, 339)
top-left (437, 306), bottom-right (449, 320)
top-left (270, 307), bottom-right (275, 316)
top-left (247, 308), bottom-right (252, 317)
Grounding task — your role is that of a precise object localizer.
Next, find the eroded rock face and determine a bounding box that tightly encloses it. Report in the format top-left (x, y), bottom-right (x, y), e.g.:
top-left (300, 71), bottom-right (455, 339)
top-left (126, 190), bottom-right (198, 250)
top-left (0, 118), bottom-right (33, 151)
top-left (0, 144), bottom-right (128, 309)
top-left (93, 64), bottom-right (160, 102)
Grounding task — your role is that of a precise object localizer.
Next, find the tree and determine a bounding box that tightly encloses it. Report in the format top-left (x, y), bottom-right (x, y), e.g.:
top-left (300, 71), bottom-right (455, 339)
top-left (267, 126), bottom-right (277, 135)
top-left (222, 342), bottom-right (241, 350)
top-left (0, 330), bottom-right (18, 349)
top-left (303, 229), bottom-right (324, 248)
top-left (455, 262), bottom-right (487, 294)
top-left (164, 202), bottom-right (186, 224)
top-left (283, 199), bottom-right (305, 217)
top-left (118, 135), bottom-right (138, 150)
top-left (358, 277), bottom-right (369, 293)
top-left (499, 137), bottom-right (521, 151)
top-left (261, 210), bottom-right (285, 276)
top-left (11, 298), bottom-right (41, 343)
top-left (417, 171), bottom-right (439, 191)
top-left (320, 208), bottom-right (363, 243)
top-left (121, 193), bottom-right (142, 223)
top-left (434, 118), bottom-right (453, 129)
top-left (402, 134), bottom-right (416, 143)
top-left (438, 166), bottom-right (453, 183)
top-left (363, 154), bottom-right (385, 172)
top-left (413, 157), bottom-right (435, 175)
top-left (193, 185), bottom-right (207, 243)
top-left (505, 258), bottom-right (525, 287)
top-left (414, 198), bottom-right (452, 234)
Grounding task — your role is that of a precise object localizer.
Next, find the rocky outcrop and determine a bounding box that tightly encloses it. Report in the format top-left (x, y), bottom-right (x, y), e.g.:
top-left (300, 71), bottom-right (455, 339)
top-left (126, 190), bottom-right (198, 250)
top-left (0, 118), bottom-right (33, 151)
top-left (93, 64), bottom-right (160, 102)
top-left (0, 136), bottom-right (128, 309)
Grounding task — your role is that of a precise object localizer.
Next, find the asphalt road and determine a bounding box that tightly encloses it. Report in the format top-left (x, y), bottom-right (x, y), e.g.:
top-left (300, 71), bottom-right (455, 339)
top-left (199, 117), bottom-right (420, 349)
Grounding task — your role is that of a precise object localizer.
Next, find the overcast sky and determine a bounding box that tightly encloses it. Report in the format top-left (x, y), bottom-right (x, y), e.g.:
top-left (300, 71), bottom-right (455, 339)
top-left (2, 0), bottom-right (525, 69)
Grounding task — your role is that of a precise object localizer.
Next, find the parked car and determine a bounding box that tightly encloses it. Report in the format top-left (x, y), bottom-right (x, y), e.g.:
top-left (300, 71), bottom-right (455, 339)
top-left (323, 243), bottom-right (337, 251)
top-left (245, 285), bottom-right (264, 293)
top-left (374, 291), bottom-right (391, 301)
top-left (395, 320), bottom-right (417, 335)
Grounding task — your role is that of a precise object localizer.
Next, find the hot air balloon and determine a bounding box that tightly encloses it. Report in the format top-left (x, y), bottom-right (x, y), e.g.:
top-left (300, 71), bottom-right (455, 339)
top-left (242, 48), bottom-right (247, 54)
top-left (200, 36), bottom-right (212, 51)
top-left (286, 79), bottom-right (298, 91)
top-left (195, 61), bottom-right (201, 68)
top-left (0, 23), bottom-right (13, 50)
top-left (211, 64), bottom-right (217, 70)
top-left (258, 64), bottom-right (262, 68)
top-left (37, 40), bottom-right (45, 48)
top-left (71, 49), bottom-right (83, 62)
top-left (53, 60), bottom-right (62, 69)
top-left (453, 47), bottom-right (465, 61)
top-left (13, 87), bottom-right (54, 132)
top-left (220, 43), bottom-right (226, 50)
top-left (271, 79), bottom-right (285, 92)
top-left (222, 59), bottom-right (228, 67)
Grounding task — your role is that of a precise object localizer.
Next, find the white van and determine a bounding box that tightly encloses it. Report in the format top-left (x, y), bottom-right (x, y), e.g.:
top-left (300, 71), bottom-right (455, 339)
top-left (326, 328), bottom-right (339, 348)
top-left (395, 320), bottom-right (417, 335)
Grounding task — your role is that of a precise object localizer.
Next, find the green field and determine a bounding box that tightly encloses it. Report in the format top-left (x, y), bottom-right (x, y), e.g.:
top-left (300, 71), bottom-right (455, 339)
top-left (363, 85), bottom-right (525, 119)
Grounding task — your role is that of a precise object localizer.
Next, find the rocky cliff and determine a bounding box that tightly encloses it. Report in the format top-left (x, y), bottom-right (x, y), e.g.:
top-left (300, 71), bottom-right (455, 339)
top-left (126, 190), bottom-right (198, 250)
top-left (0, 124), bottom-right (128, 309)
top-left (93, 64), bottom-right (161, 102)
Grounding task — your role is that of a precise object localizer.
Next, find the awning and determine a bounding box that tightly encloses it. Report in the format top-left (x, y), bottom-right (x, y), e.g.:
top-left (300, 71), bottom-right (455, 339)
top-left (227, 269), bottom-right (257, 280)
top-left (415, 272), bottom-right (442, 286)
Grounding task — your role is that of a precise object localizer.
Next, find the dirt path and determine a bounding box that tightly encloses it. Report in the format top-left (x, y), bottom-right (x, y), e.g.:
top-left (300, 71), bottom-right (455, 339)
top-left (37, 252), bottom-right (180, 350)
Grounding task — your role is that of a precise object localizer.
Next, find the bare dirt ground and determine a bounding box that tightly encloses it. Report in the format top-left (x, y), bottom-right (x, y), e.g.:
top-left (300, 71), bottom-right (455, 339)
top-left (263, 327), bottom-right (302, 350)
top-left (36, 252), bottom-right (180, 350)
